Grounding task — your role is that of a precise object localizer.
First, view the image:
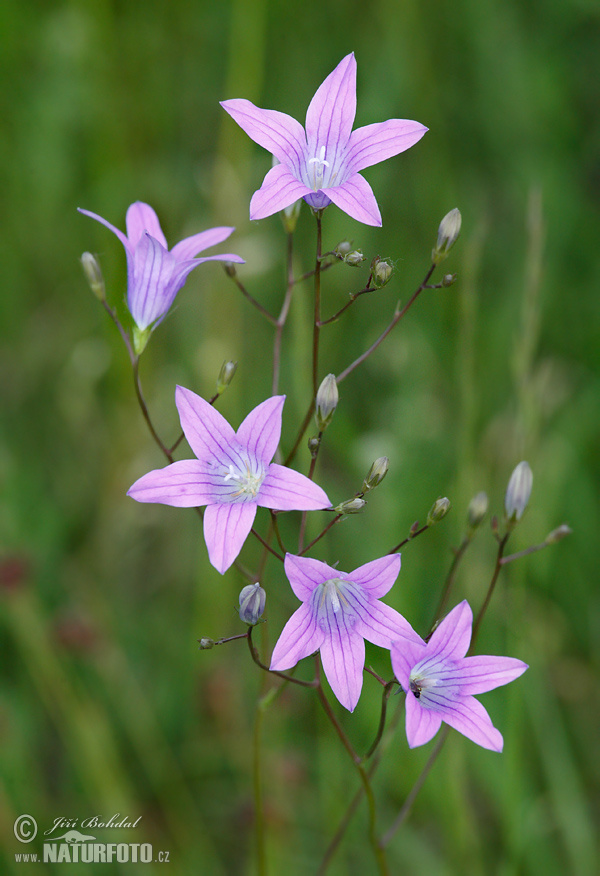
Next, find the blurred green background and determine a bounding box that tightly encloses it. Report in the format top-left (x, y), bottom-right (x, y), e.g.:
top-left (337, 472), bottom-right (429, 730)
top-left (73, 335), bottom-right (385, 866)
top-left (1, 0), bottom-right (599, 873)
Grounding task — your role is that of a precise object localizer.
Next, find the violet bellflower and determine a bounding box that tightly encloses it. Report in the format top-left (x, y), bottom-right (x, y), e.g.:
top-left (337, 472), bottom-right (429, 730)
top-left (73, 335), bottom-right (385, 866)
top-left (270, 553), bottom-right (422, 712)
top-left (78, 202), bottom-right (244, 334)
top-left (127, 388), bottom-right (330, 574)
top-left (390, 600), bottom-right (528, 751)
top-left (220, 53), bottom-right (427, 227)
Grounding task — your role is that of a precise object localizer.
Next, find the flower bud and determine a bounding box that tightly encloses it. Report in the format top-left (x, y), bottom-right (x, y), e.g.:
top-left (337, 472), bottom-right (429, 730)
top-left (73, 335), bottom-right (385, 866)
top-left (315, 373), bottom-right (339, 431)
top-left (132, 325), bottom-right (151, 356)
top-left (81, 252), bottom-right (106, 302)
top-left (281, 198), bottom-right (302, 234)
top-left (442, 273), bottom-right (457, 288)
top-left (238, 583), bottom-right (266, 626)
top-left (198, 637), bottom-right (215, 650)
top-left (216, 360), bottom-right (238, 395)
top-left (308, 436), bottom-right (321, 457)
top-left (432, 208), bottom-right (462, 265)
top-left (344, 249), bottom-right (365, 267)
top-left (223, 261), bottom-right (238, 278)
top-left (467, 491), bottom-right (488, 530)
top-left (334, 240), bottom-right (353, 258)
top-left (372, 258), bottom-right (393, 288)
top-left (427, 497), bottom-right (451, 525)
top-left (544, 524), bottom-right (572, 545)
top-left (505, 461), bottom-right (533, 525)
top-left (409, 520), bottom-right (421, 538)
top-left (362, 457), bottom-right (389, 493)
top-left (335, 497), bottom-right (367, 515)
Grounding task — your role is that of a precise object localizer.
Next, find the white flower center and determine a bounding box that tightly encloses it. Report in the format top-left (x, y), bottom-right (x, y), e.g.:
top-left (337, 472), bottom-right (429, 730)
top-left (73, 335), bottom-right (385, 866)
top-left (222, 460), bottom-right (264, 501)
top-left (408, 656), bottom-right (460, 710)
top-left (308, 146), bottom-right (330, 191)
top-left (313, 577), bottom-right (358, 631)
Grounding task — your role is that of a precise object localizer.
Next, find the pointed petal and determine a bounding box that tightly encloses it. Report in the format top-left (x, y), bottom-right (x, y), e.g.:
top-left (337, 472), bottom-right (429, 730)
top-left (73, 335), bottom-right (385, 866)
top-left (323, 174), bottom-right (382, 226)
top-left (171, 226), bottom-right (235, 261)
top-left (270, 603), bottom-right (324, 671)
top-left (346, 119), bottom-right (428, 175)
top-left (250, 165), bottom-right (312, 221)
top-left (203, 502), bottom-right (256, 574)
top-left (128, 459), bottom-right (219, 507)
top-left (320, 631), bottom-right (364, 712)
top-left (455, 656), bottom-right (528, 695)
top-left (284, 553), bottom-right (340, 601)
top-left (390, 638), bottom-right (427, 689)
top-left (305, 54), bottom-right (356, 164)
top-left (439, 695), bottom-right (504, 751)
top-left (349, 554), bottom-right (401, 597)
top-left (428, 600), bottom-right (472, 660)
top-left (128, 233), bottom-right (176, 329)
top-left (220, 99), bottom-right (307, 174)
top-left (258, 463), bottom-right (330, 511)
top-left (78, 207), bottom-right (130, 250)
top-left (174, 386), bottom-right (246, 474)
top-left (405, 694), bottom-right (443, 747)
top-left (236, 396), bottom-right (285, 465)
top-left (126, 202), bottom-right (168, 248)
top-left (356, 601), bottom-right (422, 650)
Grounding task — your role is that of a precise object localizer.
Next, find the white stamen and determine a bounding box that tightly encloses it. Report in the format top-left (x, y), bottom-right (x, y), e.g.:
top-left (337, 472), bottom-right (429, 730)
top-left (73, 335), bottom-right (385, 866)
top-left (308, 145), bottom-right (330, 191)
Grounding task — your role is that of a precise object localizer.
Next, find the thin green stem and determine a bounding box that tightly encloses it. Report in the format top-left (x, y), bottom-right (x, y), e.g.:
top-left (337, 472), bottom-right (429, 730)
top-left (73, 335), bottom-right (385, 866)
top-left (227, 271), bottom-right (277, 325)
top-left (246, 628), bottom-right (317, 688)
top-left (427, 535), bottom-right (472, 637)
top-left (299, 514), bottom-right (343, 556)
top-left (132, 358), bottom-right (175, 462)
top-left (272, 231), bottom-right (296, 395)
top-left (362, 681), bottom-right (397, 761)
top-left (386, 523), bottom-right (430, 555)
top-left (312, 213), bottom-right (323, 396)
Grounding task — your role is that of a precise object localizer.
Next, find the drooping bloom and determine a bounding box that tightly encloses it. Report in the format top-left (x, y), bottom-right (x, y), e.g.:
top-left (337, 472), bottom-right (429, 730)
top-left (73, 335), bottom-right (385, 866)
top-left (127, 388), bottom-right (331, 574)
top-left (221, 53), bottom-right (427, 226)
top-left (78, 201), bottom-right (244, 331)
top-left (390, 601), bottom-right (528, 751)
top-left (270, 553), bottom-right (421, 711)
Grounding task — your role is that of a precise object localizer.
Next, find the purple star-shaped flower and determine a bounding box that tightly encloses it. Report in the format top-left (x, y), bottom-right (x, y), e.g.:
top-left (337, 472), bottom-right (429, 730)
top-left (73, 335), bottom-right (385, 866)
top-left (391, 600), bottom-right (528, 751)
top-left (270, 553), bottom-right (421, 711)
top-left (78, 201), bottom-right (244, 331)
top-left (127, 388), bottom-right (331, 574)
top-left (221, 53), bottom-right (428, 226)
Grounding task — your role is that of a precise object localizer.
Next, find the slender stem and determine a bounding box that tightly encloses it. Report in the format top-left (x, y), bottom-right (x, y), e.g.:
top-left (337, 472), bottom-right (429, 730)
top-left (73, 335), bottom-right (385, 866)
top-left (246, 628), bottom-right (317, 688)
top-left (253, 699), bottom-right (267, 876)
top-left (283, 400), bottom-right (315, 467)
top-left (297, 436), bottom-right (322, 552)
top-left (250, 528), bottom-right (284, 563)
top-left (132, 358), bottom-right (175, 462)
top-left (317, 283), bottom-right (373, 326)
top-left (293, 257), bottom-right (335, 285)
top-left (312, 213), bottom-right (323, 396)
top-left (362, 681), bottom-right (396, 761)
top-left (272, 232), bottom-right (296, 396)
top-left (386, 523), bottom-right (429, 555)
top-left (228, 272), bottom-right (277, 325)
top-left (470, 532), bottom-right (510, 651)
top-left (299, 514), bottom-right (343, 556)
top-left (499, 540), bottom-right (550, 565)
top-left (427, 535), bottom-right (471, 637)
top-left (337, 264), bottom-right (436, 385)
top-left (269, 511), bottom-right (286, 555)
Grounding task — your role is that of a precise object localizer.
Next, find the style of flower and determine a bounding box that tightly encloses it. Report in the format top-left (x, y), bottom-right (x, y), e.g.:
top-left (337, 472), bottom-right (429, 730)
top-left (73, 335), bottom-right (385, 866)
top-left (221, 53), bottom-right (428, 227)
top-left (127, 388), bottom-right (331, 574)
top-left (390, 600), bottom-right (528, 751)
top-left (270, 553), bottom-right (421, 711)
top-left (78, 201), bottom-right (244, 331)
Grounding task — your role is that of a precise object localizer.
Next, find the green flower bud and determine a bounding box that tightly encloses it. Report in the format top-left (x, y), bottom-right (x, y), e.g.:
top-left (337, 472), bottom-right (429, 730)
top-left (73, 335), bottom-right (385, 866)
top-left (344, 249), bottom-right (365, 267)
top-left (315, 373), bottom-right (339, 431)
top-left (442, 273), bottom-right (457, 287)
top-left (238, 583), bottom-right (266, 626)
top-left (427, 497), bottom-right (451, 525)
top-left (198, 637), bottom-right (215, 650)
top-left (544, 524), bottom-right (572, 544)
top-left (281, 198), bottom-right (302, 233)
top-left (335, 497), bottom-right (367, 515)
top-left (362, 457), bottom-right (389, 493)
top-left (132, 325), bottom-right (151, 356)
top-left (372, 258), bottom-right (393, 288)
top-left (505, 461), bottom-right (533, 525)
top-left (308, 436), bottom-right (321, 457)
top-left (432, 208), bottom-right (462, 265)
top-left (334, 240), bottom-right (353, 258)
top-left (81, 252), bottom-right (106, 302)
top-left (467, 491), bottom-right (488, 530)
top-left (223, 261), bottom-right (238, 278)
top-left (216, 360), bottom-right (238, 395)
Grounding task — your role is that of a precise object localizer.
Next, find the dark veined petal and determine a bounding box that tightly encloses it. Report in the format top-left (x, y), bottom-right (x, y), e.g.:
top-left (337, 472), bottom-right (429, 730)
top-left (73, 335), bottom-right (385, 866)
top-left (283, 554), bottom-right (340, 602)
top-left (170, 226), bottom-right (236, 262)
top-left (174, 386), bottom-right (242, 470)
top-left (320, 626), bottom-right (365, 712)
top-left (125, 201), bottom-right (168, 248)
top-left (349, 554), bottom-right (401, 598)
top-left (405, 692), bottom-right (443, 747)
top-left (249, 164), bottom-right (313, 221)
top-left (77, 207), bottom-right (130, 250)
top-left (436, 695), bottom-right (504, 752)
top-left (127, 459), bottom-right (220, 507)
top-left (428, 600), bottom-right (472, 661)
top-left (305, 53), bottom-right (356, 172)
top-left (258, 464), bottom-right (330, 511)
top-left (345, 119), bottom-right (428, 176)
top-left (203, 501), bottom-right (257, 574)
top-left (322, 174), bottom-right (382, 226)
top-left (236, 395), bottom-right (285, 466)
top-left (220, 99), bottom-right (307, 176)
top-left (270, 602), bottom-right (325, 670)
top-left (128, 233), bottom-right (177, 329)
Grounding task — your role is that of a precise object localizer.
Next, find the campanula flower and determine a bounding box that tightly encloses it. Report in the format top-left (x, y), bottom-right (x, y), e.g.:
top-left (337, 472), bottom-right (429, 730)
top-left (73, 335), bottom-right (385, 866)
top-left (270, 553), bottom-right (421, 711)
top-left (391, 601), bottom-right (528, 751)
top-left (221, 53), bottom-right (427, 226)
top-left (78, 202), bottom-right (244, 332)
top-left (127, 388), bottom-right (331, 574)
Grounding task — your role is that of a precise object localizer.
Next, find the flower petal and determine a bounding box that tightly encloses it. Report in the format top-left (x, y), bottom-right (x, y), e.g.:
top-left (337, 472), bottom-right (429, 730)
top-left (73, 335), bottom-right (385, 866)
top-left (349, 554), bottom-right (401, 597)
top-left (320, 629), bottom-right (365, 712)
top-left (203, 502), bottom-right (256, 574)
top-left (127, 459), bottom-right (220, 507)
top-left (323, 174), bottom-right (382, 226)
top-left (305, 53), bottom-right (356, 166)
top-left (390, 637), bottom-right (427, 690)
top-left (270, 603), bottom-right (324, 671)
top-left (284, 553), bottom-right (340, 601)
top-left (174, 386), bottom-right (240, 467)
top-left (355, 601), bottom-right (421, 650)
top-left (126, 201), bottom-right (168, 248)
top-left (236, 396), bottom-right (284, 466)
top-left (128, 233), bottom-right (176, 329)
top-left (455, 656), bottom-right (528, 695)
top-left (77, 207), bottom-right (130, 250)
top-left (428, 600), bottom-right (472, 660)
top-left (345, 119), bottom-right (429, 175)
top-left (258, 463), bottom-right (330, 510)
top-left (220, 99), bottom-right (307, 174)
top-left (170, 226), bottom-right (235, 262)
top-left (405, 693), bottom-right (443, 747)
top-left (250, 165), bottom-right (312, 221)
top-left (438, 695), bottom-right (504, 752)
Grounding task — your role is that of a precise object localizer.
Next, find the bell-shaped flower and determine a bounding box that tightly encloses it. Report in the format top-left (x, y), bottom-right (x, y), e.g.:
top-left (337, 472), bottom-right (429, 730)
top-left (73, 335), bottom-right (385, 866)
top-left (127, 388), bottom-right (331, 574)
top-left (221, 53), bottom-right (427, 227)
top-left (78, 201), bottom-right (244, 331)
top-left (270, 553), bottom-right (421, 711)
top-left (391, 601), bottom-right (528, 751)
